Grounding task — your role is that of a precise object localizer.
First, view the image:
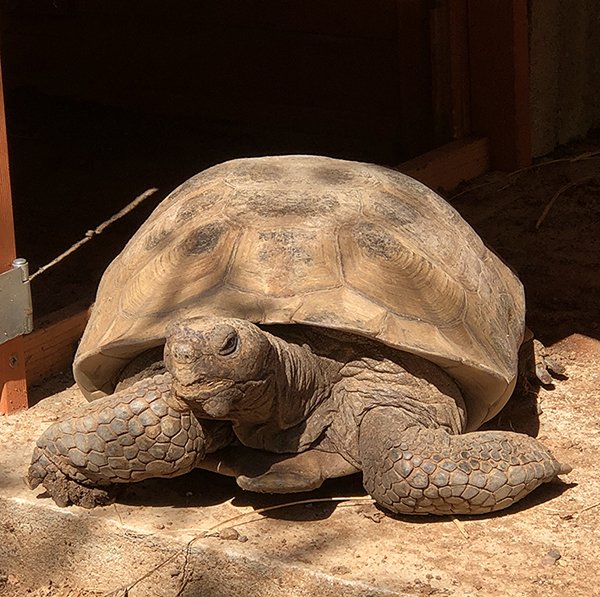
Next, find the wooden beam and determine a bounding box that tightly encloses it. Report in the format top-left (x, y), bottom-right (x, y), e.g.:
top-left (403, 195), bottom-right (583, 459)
top-left (467, 0), bottom-right (531, 171)
top-left (23, 306), bottom-right (90, 386)
top-left (399, 136), bottom-right (489, 192)
top-left (0, 52), bottom-right (28, 414)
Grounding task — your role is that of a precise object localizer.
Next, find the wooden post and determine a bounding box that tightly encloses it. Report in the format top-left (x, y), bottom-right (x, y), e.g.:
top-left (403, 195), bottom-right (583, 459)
top-left (430, 0), bottom-right (470, 145)
top-left (467, 0), bottom-right (531, 171)
top-left (0, 52), bottom-right (28, 414)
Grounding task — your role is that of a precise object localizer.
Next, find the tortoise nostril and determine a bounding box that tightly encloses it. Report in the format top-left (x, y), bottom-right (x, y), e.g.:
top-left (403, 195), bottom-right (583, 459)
top-left (170, 342), bottom-right (196, 364)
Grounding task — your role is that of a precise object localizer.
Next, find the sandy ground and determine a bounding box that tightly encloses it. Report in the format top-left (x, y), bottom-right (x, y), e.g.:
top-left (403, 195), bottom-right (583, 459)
top-left (1, 130), bottom-right (600, 595)
top-left (1, 332), bottom-right (598, 597)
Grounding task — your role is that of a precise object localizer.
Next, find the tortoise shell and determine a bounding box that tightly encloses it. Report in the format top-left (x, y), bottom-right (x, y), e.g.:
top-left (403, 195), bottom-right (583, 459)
top-left (73, 155), bottom-right (525, 430)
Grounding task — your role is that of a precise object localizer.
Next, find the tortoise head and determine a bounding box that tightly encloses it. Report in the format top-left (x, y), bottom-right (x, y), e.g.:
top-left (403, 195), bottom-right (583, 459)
top-left (164, 317), bottom-right (275, 418)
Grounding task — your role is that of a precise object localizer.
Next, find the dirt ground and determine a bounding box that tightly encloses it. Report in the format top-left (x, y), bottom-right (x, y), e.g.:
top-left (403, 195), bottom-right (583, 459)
top-left (2, 95), bottom-right (600, 595)
top-left (1, 331), bottom-right (599, 597)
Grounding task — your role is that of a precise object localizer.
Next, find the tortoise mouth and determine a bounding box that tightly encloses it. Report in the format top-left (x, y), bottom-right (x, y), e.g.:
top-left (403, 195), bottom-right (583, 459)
top-left (172, 379), bottom-right (235, 418)
top-left (172, 377), bottom-right (233, 400)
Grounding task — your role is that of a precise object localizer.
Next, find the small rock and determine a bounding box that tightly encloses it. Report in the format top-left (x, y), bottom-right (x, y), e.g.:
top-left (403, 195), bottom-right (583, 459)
top-left (218, 527), bottom-right (240, 541)
top-left (547, 548), bottom-right (561, 560)
top-left (238, 534), bottom-right (248, 543)
top-left (330, 565), bottom-right (351, 575)
top-left (542, 549), bottom-right (561, 566)
top-left (169, 568), bottom-right (181, 577)
top-left (363, 511), bottom-right (385, 523)
top-left (154, 522), bottom-right (165, 530)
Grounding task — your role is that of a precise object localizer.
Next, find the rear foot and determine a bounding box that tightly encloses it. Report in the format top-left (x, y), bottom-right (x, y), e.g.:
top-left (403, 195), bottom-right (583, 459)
top-left (533, 339), bottom-right (566, 385)
top-left (360, 407), bottom-right (571, 515)
top-left (198, 446), bottom-right (358, 494)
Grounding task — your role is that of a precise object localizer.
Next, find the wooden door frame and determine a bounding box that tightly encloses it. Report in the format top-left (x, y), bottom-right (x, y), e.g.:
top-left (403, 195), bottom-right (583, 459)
top-left (0, 53), bottom-right (28, 414)
top-left (466, 0), bottom-right (531, 170)
top-left (429, 0), bottom-right (531, 171)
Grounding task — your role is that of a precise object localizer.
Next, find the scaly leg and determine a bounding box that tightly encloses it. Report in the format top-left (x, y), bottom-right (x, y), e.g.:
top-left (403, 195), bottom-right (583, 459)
top-left (27, 373), bottom-right (232, 508)
top-left (359, 407), bottom-right (571, 515)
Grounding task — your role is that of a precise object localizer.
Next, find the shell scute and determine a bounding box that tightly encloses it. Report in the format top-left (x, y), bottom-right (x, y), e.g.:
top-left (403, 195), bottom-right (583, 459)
top-left (227, 227), bottom-right (341, 298)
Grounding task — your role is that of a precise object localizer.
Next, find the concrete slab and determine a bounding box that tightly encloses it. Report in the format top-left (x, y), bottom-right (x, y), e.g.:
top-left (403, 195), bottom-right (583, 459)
top-left (1, 332), bottom-right (599, 597)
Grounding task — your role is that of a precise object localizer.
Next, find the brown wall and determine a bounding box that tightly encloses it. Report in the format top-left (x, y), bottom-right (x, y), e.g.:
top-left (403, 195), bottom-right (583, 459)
top-left (1, 0), bottom-right (437, 162)
top-left (529, 0), bottom-right (600, 156)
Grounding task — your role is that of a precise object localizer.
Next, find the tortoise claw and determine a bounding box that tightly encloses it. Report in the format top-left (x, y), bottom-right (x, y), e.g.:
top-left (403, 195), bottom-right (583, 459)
top-left (39, 470), bottom-right (115, 509)
top-left (28, 447), bottom-right (114, 508)
top-left (533, 339), bottom-right (567, 385)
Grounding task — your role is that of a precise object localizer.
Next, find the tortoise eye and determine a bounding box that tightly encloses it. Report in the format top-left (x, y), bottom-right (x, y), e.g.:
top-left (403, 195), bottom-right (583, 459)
top-left (219, 332), bottom-right (239, 356)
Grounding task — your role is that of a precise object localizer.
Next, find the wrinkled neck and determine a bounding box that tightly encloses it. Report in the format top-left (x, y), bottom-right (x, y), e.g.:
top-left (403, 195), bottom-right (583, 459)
top-left (268, 334), bottom-right (341, 429)
top-left (231, 332), bottom-right (341, 432)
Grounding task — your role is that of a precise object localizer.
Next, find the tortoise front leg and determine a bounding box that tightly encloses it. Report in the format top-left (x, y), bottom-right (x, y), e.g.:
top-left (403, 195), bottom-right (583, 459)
top-left (27, 373), bottom-right (232, 508)
top-left (359, 408), bottom-right (571, 515)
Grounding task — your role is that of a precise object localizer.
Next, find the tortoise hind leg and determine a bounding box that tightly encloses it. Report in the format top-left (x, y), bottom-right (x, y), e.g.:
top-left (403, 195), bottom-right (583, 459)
top-left (28, 374), bottom-right (232, 508)
top-left (358, 407), bottom-right (571, 515)
top-left (198, 446), bottom-right (359, 494)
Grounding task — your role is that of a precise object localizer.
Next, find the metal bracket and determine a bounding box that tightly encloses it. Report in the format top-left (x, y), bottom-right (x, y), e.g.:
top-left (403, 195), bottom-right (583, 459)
top-left (0, 258), bottom-right (33, 345)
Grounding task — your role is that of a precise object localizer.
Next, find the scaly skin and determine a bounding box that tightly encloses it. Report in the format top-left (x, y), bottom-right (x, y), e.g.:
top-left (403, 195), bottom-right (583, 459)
top-left (27, 373), bottom-right (221, 507)
top-left (359, 408), bottom-right (571, 515)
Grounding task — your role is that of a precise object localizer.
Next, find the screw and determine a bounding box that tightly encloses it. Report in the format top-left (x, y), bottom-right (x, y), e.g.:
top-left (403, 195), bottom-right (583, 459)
top-left (8, 355), bottom-right (18, 368)
top-left (12, 258), bottom-right (27, 268)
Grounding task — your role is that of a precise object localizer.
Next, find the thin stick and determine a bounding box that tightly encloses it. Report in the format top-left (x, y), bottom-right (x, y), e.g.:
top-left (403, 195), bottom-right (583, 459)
top-left (104, 550), bottom-right (181, 597)
top-left (161, 496), bottom-right (375, 536)
top-left (544, 499), bottom-right (600, 520)
top-left (104, 496), bottom-right (373, 596)
top-left (577, 500), bottom-right (600, 515)
top-left (29, 187), bottom-right (158, 281)
top-left (450, 150), bottom-right (600, 200)
top-left (212, 495), bottom-right (373, 527)
top-left (451, 516), bottom-right (470, 539)
top-left (112, 504), bottom-right (124, 526)
top-left (535, 176), bottom-right (598, 230)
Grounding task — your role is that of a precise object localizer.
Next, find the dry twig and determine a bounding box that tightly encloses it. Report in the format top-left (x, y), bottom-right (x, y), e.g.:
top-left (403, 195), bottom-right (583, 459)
top-left (29, 187), bottom-right (158, 281)
top-left (450, 149), bottom-right (600, 200)
top-left (451, 516), bottom-right (470, 540)
top-left (577, 500), bottom-right (600, 516)
top-left (112, 504), bottom-right (124, 526)
top-left (535, 176), bottom-right (598, 230)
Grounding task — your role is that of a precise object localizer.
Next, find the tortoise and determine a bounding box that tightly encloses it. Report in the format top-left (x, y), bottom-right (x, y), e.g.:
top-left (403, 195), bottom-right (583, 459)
top-left (27, 155), bottom-right (570, 514)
